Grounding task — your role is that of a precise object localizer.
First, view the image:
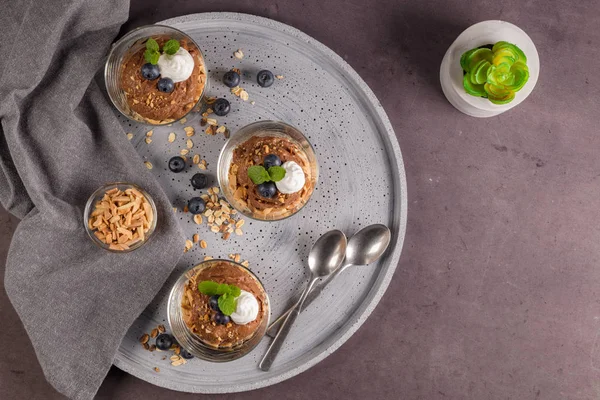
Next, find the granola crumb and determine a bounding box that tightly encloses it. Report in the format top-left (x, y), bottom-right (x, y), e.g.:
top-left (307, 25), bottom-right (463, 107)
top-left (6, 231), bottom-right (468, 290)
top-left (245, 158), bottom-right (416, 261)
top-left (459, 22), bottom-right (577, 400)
top-left (154, 367), bottom-right (160, 373)
top-left (126, 132), bottom-right (134, 140)
top-left (234, 49), bottom-right (244, 59)
top-left (144, 161), bottom-right (153, 169)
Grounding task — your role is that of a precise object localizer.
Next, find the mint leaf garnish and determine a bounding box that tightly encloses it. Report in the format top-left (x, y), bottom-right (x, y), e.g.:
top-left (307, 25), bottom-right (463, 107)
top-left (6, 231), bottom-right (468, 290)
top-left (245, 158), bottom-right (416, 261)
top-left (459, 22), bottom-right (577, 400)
top-left (198, 281), bottom-right (219, 296)
top-left (229, 285), bottom-right (241, 298)
top-left (146, 38), bottom-right (159, 52)
top-left (163, 39), bottom-right (180, 55)
top-left (248, 165), bottom-right (271, 184)
top-left (146, 38), bottom-right (160, 51)
top-left (198, 281), bottom-right (242, 298)
top-left (144, 49), bottom-right (160, 65)
top-left (218, 293), bottom-right (237, 316)
top-left (268, 166), bottom-right (286, 182)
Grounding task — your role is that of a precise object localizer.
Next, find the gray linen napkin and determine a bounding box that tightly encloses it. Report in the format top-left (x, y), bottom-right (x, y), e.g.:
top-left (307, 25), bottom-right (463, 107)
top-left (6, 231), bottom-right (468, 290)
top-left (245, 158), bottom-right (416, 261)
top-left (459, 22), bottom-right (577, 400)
top-left (0, 0), bottom-right (185, 398)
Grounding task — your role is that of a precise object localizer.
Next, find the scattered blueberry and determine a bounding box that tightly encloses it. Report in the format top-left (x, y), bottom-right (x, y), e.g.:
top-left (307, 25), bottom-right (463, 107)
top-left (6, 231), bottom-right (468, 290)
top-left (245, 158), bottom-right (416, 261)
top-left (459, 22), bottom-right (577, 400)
top-left (209, 295), bottom-right (220, 311)
top-left (223, 71), bottom-right (240, 88)
top-left (213, 98), bottom-right (231, 116)
top-left (188, 197), bottom-right (206, 214)
top-left (257, 182), bottom-right (277, 198)
top-left (140, 63), bottom-right (160, 80)
top-left (168, 156), bottom-right (186, 173)
top-left (157, 77), bottom-right (174, 93)
top-left (155, 334), bottom-right (173, 351)
top-left (263, 154), bottom-right (282, 169)
top-left (257, 70), bottom-right (274, 87)
top-left (191, 173), bottom-right (208, 189)
top-left (214, 312), bottom-right (231, 325)
top-left (180, 348), bottom-right (194, 359)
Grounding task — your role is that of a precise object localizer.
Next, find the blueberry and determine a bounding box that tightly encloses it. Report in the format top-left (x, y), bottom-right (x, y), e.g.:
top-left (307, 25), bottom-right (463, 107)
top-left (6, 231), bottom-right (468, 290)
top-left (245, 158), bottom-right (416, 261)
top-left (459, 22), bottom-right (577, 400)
top-left (188, 197), bottom-right (206, 214)
top-left (257, 70), bottom-right (274, 87)
top-left (180, 348), bottom-right (194, 359)
top-left (168, 156), bottom-right (185, 173)
top-left (191, 173), bottom-right (208, 189)
top-left (214, 312), bottom-right (231, 325)
top-left (263, 154), bottom-right (282, 169)
top-left (157, 77), bottom-right (174, 93)
top-left (141, 63), bottom-right (160, 80)
top-left (223, 71), bottom-right (240, 88)
top-left (257, 182), bottom-right (277, 198)
top-left (213, 98), bottom-right (230, 116)
top-left (155, 334), bottom-right (173, 351)
top-left (209, 295), bottom-right (220, 311)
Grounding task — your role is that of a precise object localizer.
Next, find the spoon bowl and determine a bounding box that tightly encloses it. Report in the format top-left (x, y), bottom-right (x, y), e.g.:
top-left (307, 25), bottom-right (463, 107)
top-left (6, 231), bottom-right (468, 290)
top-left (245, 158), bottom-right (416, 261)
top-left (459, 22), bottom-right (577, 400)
top-left (308, 229), bottom-right (348, 276)
top-left (345, 224), bottom-right (391, 266)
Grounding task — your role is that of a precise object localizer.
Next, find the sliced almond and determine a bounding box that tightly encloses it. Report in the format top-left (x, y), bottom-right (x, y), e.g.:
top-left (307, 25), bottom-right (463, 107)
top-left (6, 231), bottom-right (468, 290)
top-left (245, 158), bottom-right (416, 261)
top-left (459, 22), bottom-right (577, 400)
top-left (184, 126), bottom-right (195, 137)
top-left (146, 130), bottom-right (153, 137)
top-left (168, 132), bottom-right (176, 142)
top-left (126, 132), bottom-right (133, 140)
top-left (145, 137), bottom-right (152, 144)
top-left (234, 49), bottom-right (244, 59)
top-left (192, 154), bottom-right (200, 164)
top-left (144, 161), bottom-right (153, 169)
top-left (193, 214), bottom-right (203, 225)
top-left (200, 240), bottom-right (207, 249)
top-left (180, 149), bottom-right (189, 156)
top-left (186, 139), bottom-right (193, 149)
top-left (193, 234), bottom-right (200, 243)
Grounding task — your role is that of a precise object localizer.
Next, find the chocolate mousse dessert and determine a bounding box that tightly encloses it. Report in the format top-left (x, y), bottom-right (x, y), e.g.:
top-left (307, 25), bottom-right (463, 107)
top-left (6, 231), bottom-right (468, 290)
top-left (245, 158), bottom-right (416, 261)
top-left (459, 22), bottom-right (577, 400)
top-left (181, 260), bottom-right (268, 349)
top-left (119, 36), bottom-right (206, 124)
top-left (228, 135), bottom-right (315, 220)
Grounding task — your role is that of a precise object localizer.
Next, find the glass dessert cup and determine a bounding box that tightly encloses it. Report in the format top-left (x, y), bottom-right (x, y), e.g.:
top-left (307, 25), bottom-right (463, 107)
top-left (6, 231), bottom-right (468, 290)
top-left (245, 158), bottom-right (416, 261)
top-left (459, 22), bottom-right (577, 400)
top-left (83, 182), bottom-right (157, 253)
top-left (104, 24), bottom-right (208, 126)
top-left (167, 259), bottom-right (270, 362)
top-left (217, 120), bottom-right (319, 222)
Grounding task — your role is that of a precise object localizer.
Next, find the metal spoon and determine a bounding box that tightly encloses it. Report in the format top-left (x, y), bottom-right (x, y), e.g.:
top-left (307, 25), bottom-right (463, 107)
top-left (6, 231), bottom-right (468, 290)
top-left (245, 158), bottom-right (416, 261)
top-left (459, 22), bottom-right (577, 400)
top-left (259, 229), bottom-right (347, 371)
top-left (266, 224), bottom-right (391, 337)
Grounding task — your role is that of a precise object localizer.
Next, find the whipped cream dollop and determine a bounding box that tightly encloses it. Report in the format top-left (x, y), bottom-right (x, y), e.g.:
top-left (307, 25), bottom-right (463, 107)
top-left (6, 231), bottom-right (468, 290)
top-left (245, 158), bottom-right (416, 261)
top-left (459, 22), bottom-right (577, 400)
top-left (275, 161), bottom-right (306, 194)
top-left (230, 290), bottom-right (259, 325)
top-left (157, 47), bottom-right (194, 83)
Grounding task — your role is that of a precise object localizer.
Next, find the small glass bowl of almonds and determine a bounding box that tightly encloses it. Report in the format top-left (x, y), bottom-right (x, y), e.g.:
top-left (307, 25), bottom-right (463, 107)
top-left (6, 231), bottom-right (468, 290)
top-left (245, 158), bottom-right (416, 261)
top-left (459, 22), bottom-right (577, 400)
top-left (84, 183), bottom-right (157, 252)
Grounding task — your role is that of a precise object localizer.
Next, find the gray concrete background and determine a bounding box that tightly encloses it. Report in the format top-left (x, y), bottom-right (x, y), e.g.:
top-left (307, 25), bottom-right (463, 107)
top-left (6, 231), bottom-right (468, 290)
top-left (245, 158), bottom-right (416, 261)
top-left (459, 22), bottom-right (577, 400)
top-left (2, 0), bottom-right (600, 399)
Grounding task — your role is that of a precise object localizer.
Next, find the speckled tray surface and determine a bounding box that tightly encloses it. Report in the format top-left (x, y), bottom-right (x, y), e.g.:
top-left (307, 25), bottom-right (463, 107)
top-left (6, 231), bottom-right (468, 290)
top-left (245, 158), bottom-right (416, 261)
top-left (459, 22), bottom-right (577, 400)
top-left (112, 12), bottom-right (407, 393)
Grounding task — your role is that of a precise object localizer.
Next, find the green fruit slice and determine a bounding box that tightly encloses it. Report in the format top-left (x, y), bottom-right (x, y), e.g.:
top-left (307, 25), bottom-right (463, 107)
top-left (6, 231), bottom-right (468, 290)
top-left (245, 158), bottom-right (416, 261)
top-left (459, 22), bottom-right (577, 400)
top-left (463, 74), bottom-right (487, 97)
top-left (504, 63), bottom-right (529, 91)
top-left (470, 60), bottom-right (492, 85)
top-left (463, 48), bottom-right (493, 72)
top-left (484, 83), bottom-right (515, 104)
top-left (460, 49), bottom-right (477, 71)
top-left (493, 41), bottom-right (527, 63)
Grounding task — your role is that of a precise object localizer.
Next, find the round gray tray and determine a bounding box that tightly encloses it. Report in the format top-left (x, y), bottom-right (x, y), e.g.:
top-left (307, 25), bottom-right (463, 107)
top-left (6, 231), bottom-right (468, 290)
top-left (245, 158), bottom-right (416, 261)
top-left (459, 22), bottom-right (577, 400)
top-left (112, 12), bottom-right (407, 393)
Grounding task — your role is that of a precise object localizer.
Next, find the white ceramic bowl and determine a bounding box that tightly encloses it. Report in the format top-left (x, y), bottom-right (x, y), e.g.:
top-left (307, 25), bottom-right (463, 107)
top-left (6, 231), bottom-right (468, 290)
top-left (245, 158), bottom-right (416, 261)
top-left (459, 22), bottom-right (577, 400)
top-left (440, 20), bottom-right (540, 118)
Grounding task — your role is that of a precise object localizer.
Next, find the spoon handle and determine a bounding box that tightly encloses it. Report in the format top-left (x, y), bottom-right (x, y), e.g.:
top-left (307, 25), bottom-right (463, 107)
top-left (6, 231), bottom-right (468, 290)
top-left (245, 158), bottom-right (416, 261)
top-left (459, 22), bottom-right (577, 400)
top-left (259, 277), bottom-right (319, 371)
top-left (266, 264), bottom-right (350, 338)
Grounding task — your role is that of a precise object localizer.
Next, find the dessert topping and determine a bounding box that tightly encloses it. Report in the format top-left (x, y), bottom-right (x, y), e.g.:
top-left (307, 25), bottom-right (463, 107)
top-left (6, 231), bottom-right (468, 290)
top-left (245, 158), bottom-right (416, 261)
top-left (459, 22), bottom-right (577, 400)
top-left (275, 161), bottom-right (305, 194)
top-left (230, 290), bottom-right (260, 325)
top-left (157, 47), bottom-right (195, 83)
